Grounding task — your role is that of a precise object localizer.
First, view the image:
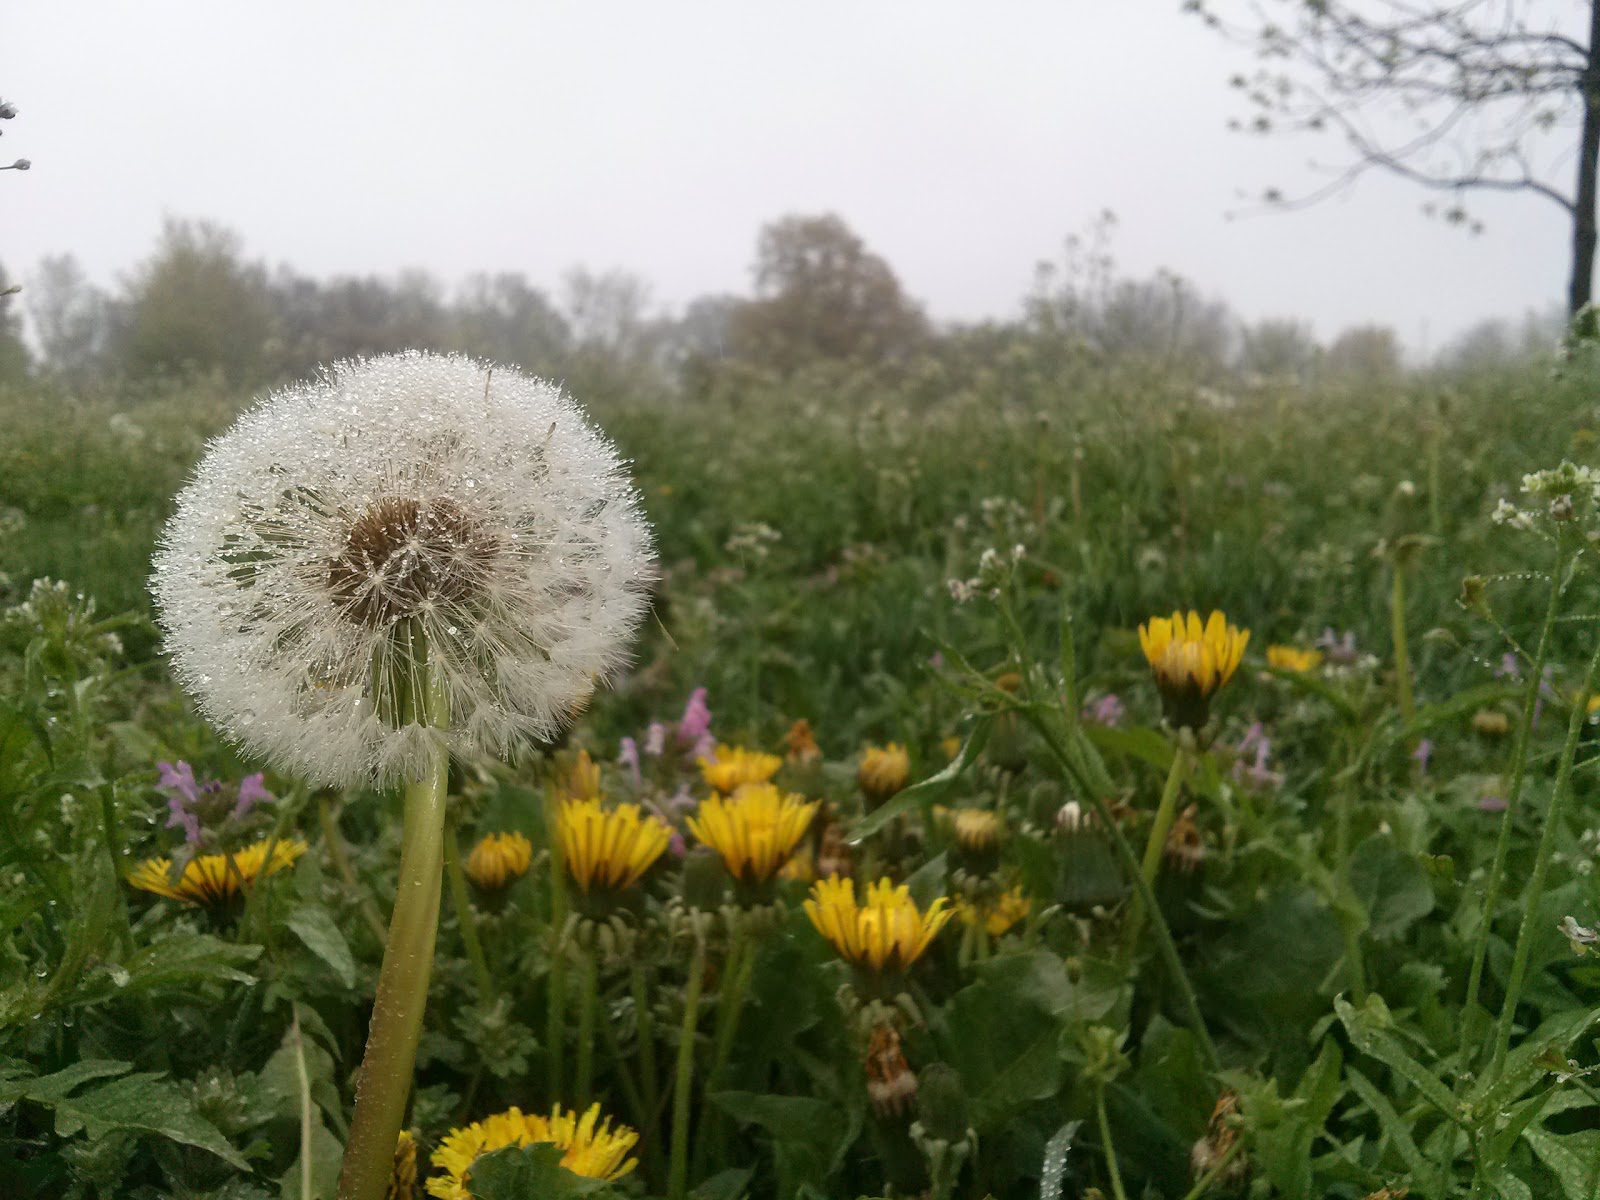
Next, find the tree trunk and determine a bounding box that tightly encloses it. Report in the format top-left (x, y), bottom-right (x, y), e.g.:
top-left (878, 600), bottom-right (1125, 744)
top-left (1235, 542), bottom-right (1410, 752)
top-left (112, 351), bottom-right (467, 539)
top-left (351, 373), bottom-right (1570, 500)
top-left (1569, 0), bottom-right (1600, 313)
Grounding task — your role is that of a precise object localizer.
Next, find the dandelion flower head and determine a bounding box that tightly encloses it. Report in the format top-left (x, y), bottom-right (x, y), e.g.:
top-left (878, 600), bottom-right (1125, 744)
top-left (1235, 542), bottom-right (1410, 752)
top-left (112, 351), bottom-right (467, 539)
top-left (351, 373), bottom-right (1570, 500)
top-left (151, 353), bottom-right (654, 787)
top-left (127, 837), bottom-right (307, 906)
top-left (558, 798), bottom-right (673, 892)
top-left (1266, 645), bottom-right (1322, 673)
top-left (1138, 610), bottom-right (1249, 729)
top-left (464, 831), bottom-right (533, 891)
top-left (858, 742), bottom-right (910, 802)
top-left (697, 744), bottom-right (782, 794)
top-left (426, 1102), bottom-right (637, 1199)
top-left (686, 783), bottom-right (817, 881)
top-left (804, 875), bottom-right (953, 971)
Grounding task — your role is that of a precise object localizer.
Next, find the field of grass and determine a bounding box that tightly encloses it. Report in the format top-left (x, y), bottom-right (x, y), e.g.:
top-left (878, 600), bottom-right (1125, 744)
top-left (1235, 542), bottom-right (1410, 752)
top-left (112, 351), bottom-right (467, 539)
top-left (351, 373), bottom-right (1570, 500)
top-left (3, 356), bottom-right (1600, 1200)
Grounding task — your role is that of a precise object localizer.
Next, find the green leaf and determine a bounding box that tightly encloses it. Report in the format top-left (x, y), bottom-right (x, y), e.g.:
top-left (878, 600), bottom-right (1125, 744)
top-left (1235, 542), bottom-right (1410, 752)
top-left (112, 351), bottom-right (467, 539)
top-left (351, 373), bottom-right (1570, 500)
top-left (690, 1167), bottom-right (754, 1200)
top-left (463, 1141), bottom-right (619, 1198)
top-left (848, 718), bottom-right (990, 843)
top-left (939, 957), bottom-right (1067, 1131)
top-left (1523, 1124), bottom-right (1600, 1200)
top-left (1334, 995), bottom-right (1460, 1124)
top-left (275, 1115), bottom-right (341, 1200)
top-left (1260, 663), bottom-right (1361, 723)
top-left (712, 1091), bottom-right (851, 1200)
top-left (1399, 682), bottom-right (1522, 744)
top-left (72, 933), bottom-right (260, 1007)
top-left (285, 906), bottom-right (358, 989)
top-left (0, 1059), bottom-right (248, 1169)
top-left (1345, 1065), bottom-right (1438, 1194)
top-left (1348, 834), bottom-right (1435, 941)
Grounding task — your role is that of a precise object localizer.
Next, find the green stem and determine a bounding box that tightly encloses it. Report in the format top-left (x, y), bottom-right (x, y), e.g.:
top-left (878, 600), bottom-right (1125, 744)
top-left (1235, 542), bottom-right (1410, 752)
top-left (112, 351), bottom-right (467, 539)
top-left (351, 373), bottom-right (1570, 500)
top-left (667, 935), bottom-right (706, 1200)
top-left (594, 989), bottom-right (655, 1176)
top-left (1124, 744), bottom-right (1190, 953)
top-left (632, 963), bottom-right (661, 1129)
top-left (442, 815), bottom-right (493, 1004)
top-left (336, 633), bottom-right (449, 1200)
top-left (291, 1005), bottom-right (315, 1200)
top-left (694, 934), bottom-right (758, 1176)
top-left (1095, 1083), bottom-right (1130, 1200)
top-left (1028, 713), bottom-right (1220, 1071)
top-left (575, 946), bottom-right (599, 1108)
top-left (1392, 564), bottom-right (1416, 731)
top-left (1487, 627), bottom-right (1600, 1076)
top-left (1459, 543), bottom-right (1573, 1068)
top-left (546, 782), bottom-right (568, 1106)
top-left (1332, 780), bottom-right (1369, 1005)
top-left (319, 796), bottom-right (389, 945)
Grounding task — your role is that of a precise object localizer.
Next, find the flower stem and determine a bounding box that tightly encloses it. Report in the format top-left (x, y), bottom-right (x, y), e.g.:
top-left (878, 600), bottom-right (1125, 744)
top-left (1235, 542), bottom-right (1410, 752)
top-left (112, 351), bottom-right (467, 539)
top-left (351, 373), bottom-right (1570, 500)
top-left (1332, 778), bottom-right (1369, 1005)
top-left (694, 933), bottom-right (758, 1177)
top-left (1487, 627), bottom-right (1600, 1077)
top-left (291, 1005), bottom-right (315, 1200)
top-left (336, 631), bottom-right (449, 1200)
top-left (575, 946), bottom-right (599, 1108)
top-left (442, 814), bottom-right (493, 1004)
top-left (1124, 744), bottom-right (1190, 951)
top-left (667, 934), bottom-right (706, 1200)
top-left (632, 962), bottom-right (661, 1132)
top-left (1095, 1082), bottom-right (1130, 1200)
top-left (1458, 543), bottom-right (1573, 1068)
top-left (546, 781), bottom-right (568, 1106)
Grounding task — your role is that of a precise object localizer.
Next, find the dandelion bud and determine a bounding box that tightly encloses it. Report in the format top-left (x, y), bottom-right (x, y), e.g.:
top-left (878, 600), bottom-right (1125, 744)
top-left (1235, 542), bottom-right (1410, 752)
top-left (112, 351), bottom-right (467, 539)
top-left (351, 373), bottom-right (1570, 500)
top-left (914, 1062), bottom-right (970, 1144)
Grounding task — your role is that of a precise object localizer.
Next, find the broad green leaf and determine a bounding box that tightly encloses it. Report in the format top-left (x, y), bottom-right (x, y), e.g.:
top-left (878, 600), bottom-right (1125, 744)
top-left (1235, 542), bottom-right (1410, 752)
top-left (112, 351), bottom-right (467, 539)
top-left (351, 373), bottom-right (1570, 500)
top-left (71, 933), bottom-right (260, 1007)
top-left (1, 1059), bottom-right (248, 1169)
top-left (275, 1115), bottom-right (341, 1200)
top-left (1348, 834), bottom-right (1434, 941)
top-left (1523, 1126), bottom-right (1600, 1200)
top-left (1346, 1066), bottom-right (1438, 1194)
top-left (712, 1091), bottom-right (851, 1200)
top-left (690, 1167), bottom-right (754, 1200)
top-left (285, 906), bottom-right (358, 989)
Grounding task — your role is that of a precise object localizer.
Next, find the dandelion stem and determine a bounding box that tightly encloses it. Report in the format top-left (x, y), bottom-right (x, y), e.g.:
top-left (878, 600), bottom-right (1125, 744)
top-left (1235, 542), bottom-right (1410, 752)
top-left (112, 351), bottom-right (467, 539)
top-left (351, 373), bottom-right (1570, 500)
top-left (442, 815), bottom-right (493, 1004)
top-left (668, 933), bottom-right (706, 1200)
top-left (1124, 744), bottom-right (1190, 951)
top-left (694, 932), bottom-right (758, 1177)
top-left (1332, 779), bottom-right (1369, 1005)
top-left (336, 627), bottom-right (449, 1200)
top-left (546, 779), bottom-right (569, 1106)
top-left (1459, 541), bottom-right (1574, 1069)
top-left (632, 962), bottom-right (661, 1138)
top-left (319, 795), bottom-right (388, 946)
top-left (575, 946), bottom-right (599, 1108)
top-left (290, 1005), bottom-right (315, 1200)
top-left (1487, 626), bottom-right (1600, 1076)
top-left (1095, 1082), bottom-right (1130, 1200)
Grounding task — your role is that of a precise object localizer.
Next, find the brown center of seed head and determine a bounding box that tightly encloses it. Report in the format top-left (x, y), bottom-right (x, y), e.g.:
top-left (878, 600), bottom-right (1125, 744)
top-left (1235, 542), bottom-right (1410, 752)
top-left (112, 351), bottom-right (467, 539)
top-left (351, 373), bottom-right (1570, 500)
top-left (325, 495), bottom-right (500, 627)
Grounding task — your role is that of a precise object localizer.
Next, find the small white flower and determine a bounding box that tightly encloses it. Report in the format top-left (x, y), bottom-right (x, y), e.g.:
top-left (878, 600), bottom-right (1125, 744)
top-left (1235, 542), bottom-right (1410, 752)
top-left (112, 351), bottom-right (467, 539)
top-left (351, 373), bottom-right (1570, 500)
top-left (152, 352), bottom-right (655, 787)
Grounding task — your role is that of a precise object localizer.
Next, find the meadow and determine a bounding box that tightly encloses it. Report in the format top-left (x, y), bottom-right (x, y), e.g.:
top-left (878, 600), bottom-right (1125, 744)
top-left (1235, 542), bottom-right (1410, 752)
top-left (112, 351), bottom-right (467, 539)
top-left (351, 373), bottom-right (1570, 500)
top-left (2, 349), bottom-right (1599, 1200)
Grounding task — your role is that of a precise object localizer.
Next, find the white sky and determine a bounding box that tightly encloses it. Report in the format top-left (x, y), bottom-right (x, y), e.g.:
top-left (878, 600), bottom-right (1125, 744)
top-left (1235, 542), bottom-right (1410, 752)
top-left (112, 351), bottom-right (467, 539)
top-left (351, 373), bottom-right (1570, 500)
top-left (0, 1), bottom-right (1576, 352)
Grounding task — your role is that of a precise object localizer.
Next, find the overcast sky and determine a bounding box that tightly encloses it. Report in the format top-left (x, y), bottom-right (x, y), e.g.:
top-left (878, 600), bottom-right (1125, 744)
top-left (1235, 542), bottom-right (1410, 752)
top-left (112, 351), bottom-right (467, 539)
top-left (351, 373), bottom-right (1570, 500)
top-left (0, 1), bottom-right (1577, 352)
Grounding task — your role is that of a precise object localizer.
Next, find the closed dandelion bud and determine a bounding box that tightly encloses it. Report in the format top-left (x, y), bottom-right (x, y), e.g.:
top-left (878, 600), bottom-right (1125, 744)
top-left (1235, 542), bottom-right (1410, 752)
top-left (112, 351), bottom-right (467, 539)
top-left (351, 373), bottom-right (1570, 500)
top-left (464, 831), bottom-right (532, 892)
top-left (1056, 810), bottom-right (1124, 916)
top-left (915, 1062), bottom-right (971, 1144)
top-left (858, 743), bottom-right (910, 806)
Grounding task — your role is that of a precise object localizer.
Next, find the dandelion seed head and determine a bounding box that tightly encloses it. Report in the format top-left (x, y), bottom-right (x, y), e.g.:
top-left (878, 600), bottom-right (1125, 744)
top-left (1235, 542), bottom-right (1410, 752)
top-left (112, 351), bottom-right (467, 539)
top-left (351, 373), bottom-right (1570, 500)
top-left (152, 352), bottom-right (655, 788)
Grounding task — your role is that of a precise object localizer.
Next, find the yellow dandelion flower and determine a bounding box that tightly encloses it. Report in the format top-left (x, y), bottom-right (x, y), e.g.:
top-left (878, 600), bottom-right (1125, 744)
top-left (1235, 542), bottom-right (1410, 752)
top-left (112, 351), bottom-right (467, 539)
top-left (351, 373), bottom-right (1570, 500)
top-left (779, 844), bottom-right (817, 883)
top-left (804, 876), bottom-right (953, 971)
top-left (1266, 644), bottom-right (1322, 673)
top-left (464, 832), bottom-right (533, 891)
top-left (956, 887), bottom-right (1031, 937)
top-left (1138, 609), bottom-right (1250, 729)
top-left (951, 808), bottom-right (1001, 851)
top-left (389, 1130), bottom-right (418, 1200)
top-left (686, 783), bottom-right (817, 882)
top-left (858, 743), bottom-right (910, 803)
top-left (697, 745), bottom-right (783, 794)
top-left (426, 1103), bottom-right (637, 1200)
top-left (126, 838), bottom-right (307, 906)
top-left (558, 798), bottom-right (672, 892)
top-left (558, 750), bottom-right (603, 803)
top-left (1472, 709), bottom-right (1511, 737)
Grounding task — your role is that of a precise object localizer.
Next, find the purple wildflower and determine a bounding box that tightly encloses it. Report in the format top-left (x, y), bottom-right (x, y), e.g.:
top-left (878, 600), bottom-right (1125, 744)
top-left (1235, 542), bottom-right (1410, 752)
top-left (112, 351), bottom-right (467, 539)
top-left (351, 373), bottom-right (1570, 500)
top-left (677, 687), bottom-right (712, 746)
top-left (157, 761), bottom-right (203, 844)
top-left (1315, 628), bottom-right (1360, 666)
top-left (1496, 652), bottom-right (1521, 682)
top-left (234, 773), bottom-right (272, 819)
top-left (1412, 738), bottom-right (1433, 776)
top-left (643, 722), bottom-right (667, 757)
top-left (1478, 793), bottom-right (1508, 812)
top-left (1084, 694), bottom-right (1125, 727)
top-left (618, 737), bottom-right (642, 789)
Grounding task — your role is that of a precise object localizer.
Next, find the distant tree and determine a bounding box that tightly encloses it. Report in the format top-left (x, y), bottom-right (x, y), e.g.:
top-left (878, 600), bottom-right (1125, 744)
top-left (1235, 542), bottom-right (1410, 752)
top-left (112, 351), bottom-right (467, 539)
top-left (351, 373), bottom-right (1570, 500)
top-left (269, 269), bottom-right (451, 374)
top-left (0, 262), bottom-right (30, 382)
top-left (728, 213), bottom-right (928, 372)
top-left (562, 267), bottom-right (656, 363)
top-left (1095, 272), bottom-right (1237, 375)
top-left (1238, 317), bottom-right (1321, 382)
top-left (118, 218), bottom-right (275, 384)
top-left (1435, 307), bottom-right (1562, 368)
top-left (452, 272), bottom-right (570, 377)
top-left (1189, 1), bottom-right (1600, 313)
top-left (27, 254), bottom-right (112, 378)
top-left (1326, 324), bottom-right (1404, 384)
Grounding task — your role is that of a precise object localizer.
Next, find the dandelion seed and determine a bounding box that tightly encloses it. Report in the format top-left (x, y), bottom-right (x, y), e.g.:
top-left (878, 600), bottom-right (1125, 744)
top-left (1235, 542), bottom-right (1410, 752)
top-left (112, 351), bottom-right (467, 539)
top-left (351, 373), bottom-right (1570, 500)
top-left (150, 352), bottom-right (654, 788)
